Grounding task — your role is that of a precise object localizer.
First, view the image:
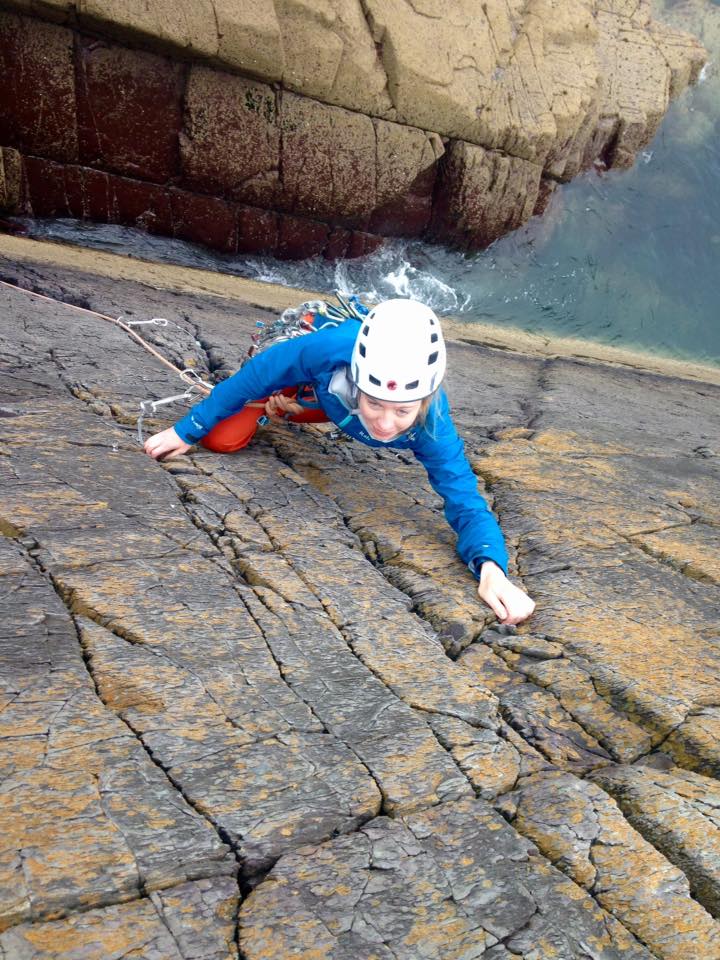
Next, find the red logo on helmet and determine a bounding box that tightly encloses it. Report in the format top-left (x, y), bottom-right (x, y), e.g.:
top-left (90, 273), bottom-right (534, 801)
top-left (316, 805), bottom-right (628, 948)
top-left (387, 380), bottom-right (397, 390)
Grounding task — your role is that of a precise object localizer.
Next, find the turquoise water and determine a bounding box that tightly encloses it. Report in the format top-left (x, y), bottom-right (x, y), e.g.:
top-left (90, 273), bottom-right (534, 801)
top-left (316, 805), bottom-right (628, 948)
top-left (18, 1), bottom-right (720, 366)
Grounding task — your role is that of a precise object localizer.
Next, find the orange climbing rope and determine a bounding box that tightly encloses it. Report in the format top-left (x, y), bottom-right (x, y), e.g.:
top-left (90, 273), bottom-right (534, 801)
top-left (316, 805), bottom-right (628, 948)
top-left (0, 278), bottom-right (213, 395)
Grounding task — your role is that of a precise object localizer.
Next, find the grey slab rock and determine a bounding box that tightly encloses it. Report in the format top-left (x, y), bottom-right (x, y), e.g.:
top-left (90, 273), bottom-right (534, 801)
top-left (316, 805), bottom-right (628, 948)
top-left (239, 798), bottom-right (653, 959)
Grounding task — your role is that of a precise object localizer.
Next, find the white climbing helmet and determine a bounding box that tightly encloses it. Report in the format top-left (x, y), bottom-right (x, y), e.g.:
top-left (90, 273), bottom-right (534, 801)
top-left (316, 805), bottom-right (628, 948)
top-left (350, 299), bottom-right (447, 403)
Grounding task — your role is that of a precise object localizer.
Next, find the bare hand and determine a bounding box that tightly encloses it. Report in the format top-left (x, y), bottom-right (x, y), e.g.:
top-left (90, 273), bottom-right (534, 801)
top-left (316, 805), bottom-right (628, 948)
top-left (144, 427), bottom-right (192, 461)
top-left (478, 561), bottom-right (535, 626)
top-left (264, 392), bottom-right (304, 420)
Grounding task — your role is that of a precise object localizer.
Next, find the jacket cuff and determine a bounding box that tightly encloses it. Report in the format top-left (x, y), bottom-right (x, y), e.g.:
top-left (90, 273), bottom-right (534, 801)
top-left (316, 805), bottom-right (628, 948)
top-left (174, 411), bottom-right (208, 444)
top-left (468, 556), bottom-right (507, 579)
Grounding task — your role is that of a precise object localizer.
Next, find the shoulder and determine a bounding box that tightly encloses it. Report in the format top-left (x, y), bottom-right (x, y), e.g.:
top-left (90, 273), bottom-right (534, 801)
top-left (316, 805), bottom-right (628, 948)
top-left (301, 317), bottom-right (360, 366)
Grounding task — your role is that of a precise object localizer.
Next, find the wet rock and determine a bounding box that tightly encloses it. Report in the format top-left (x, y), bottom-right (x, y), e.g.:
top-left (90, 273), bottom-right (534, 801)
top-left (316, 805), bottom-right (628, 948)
top-left (0, 148), bottom-right (22, 215)
top-left (0, 11), bottom-right (78, 163)
top-left (275, 212), bottom-right (329, 259)
top-left (180, 67), bottom-right (280, 207)
top-left (169, 188), bottom-right (238, 253)
top-left (235, 206), bottom-right (279, 256)
top-left (430, 141), bottom-right (542, 249)
top-left (278, 91), bottom-right (377, 226)
top-left (76, 36), bottom-right (184, 183)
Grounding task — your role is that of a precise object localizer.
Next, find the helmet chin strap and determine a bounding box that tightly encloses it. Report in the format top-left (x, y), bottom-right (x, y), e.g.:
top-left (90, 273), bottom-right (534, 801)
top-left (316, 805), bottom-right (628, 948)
top-left (356, 411), bottom-right (398, 443)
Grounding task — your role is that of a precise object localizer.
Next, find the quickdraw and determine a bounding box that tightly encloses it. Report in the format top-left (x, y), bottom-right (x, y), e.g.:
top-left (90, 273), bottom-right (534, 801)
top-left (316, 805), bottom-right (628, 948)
top-left (136, 385), bottom-right (207, 444)
top-left (136, 369), bottom-right (214, 444)
top-left (135, 293), bottom-right (367, 442)
top-left (0, 280), bottom-right (208, 393)
top-left (0, 279), bottom-right (369, 446)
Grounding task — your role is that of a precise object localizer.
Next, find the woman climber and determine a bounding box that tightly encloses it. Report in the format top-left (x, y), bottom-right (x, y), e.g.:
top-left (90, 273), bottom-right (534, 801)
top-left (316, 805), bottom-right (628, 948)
top-left (144, 298), bottom-right (535, 625)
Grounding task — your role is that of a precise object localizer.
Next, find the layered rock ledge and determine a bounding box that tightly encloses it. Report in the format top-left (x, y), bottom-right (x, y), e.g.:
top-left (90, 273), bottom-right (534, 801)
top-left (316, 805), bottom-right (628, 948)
top-left (0, 0), bottom-right (707, 258)
top-left (1, 236), bottom-right (720, 957)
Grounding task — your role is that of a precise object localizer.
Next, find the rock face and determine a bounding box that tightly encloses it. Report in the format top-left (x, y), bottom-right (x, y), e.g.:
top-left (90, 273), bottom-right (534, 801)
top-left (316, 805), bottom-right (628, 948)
top-left (2, 238), bottom-right (720, 955)
top-left (0, 0), bottom-right (707, 256)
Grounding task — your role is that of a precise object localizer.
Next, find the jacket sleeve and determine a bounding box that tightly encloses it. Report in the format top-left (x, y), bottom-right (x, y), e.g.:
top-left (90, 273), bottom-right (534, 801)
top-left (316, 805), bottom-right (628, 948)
top-left (174, 322), bottom-right (357, 443)
top-left (411, 390), bottom-right (509, 576)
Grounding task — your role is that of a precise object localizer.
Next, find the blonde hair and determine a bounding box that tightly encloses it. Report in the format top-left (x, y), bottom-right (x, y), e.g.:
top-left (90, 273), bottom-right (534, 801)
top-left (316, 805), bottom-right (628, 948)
top-left (415, 389), bottom-right (441, 433)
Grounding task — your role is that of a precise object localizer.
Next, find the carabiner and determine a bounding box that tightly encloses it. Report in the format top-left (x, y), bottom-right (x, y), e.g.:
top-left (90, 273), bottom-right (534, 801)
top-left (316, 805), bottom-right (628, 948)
top-left (136, 384), bottom-right (204, 444)
top-left (125, 317), bottom-right (169, 327)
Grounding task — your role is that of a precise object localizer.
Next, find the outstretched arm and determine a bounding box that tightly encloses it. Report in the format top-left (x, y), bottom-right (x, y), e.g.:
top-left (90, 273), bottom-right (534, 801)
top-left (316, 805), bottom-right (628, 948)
top-left (143, 320), bottom-right (359, 459)
top-left (412, 392), bottom-right (534, 625)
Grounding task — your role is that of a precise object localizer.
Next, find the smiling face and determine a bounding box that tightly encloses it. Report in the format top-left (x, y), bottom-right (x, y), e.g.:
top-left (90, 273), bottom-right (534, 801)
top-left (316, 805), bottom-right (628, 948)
top-left (357, 391), bottom-right (422, 441)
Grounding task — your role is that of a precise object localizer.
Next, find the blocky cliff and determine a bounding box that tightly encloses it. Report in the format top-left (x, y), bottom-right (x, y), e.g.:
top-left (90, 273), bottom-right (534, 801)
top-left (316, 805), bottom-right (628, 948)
top-left (0, 0), bottom-right (707, 258)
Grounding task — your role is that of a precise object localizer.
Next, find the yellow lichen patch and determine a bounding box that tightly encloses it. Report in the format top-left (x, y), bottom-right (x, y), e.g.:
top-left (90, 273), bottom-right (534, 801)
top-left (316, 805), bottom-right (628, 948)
top-left (493, 426), bottom-right (534, 441)
top-left (593, 764), bottom-right (720, 917)
top-left (508, 771), bottom-right (720, 958)
top-left (664, 710), bottom-right (720, 777)
top-left (402, 908), bottom-right (492, 957)
top-left (0, 487), bottom-right (109, 528)
top-left (233, 552), bottom-right (319, 606)
top-left (524, 658), bottom-right (653, 763)
top-left (532, 429), bottom-right (631, 458)
top-left (4, 877), bottom-right (239, 957)
top-left (633, 523), bottom-right (720, 585)
top-left (371, 733), bottom-right (473, 814)
top-left (541, 609), bottom-right (720, 729)
top-left (476, 430), bottom-right (692, 546)
top-left (664, 490), bottom-right (699, 509)
top-left (431, 716), bottom-right (520, 799)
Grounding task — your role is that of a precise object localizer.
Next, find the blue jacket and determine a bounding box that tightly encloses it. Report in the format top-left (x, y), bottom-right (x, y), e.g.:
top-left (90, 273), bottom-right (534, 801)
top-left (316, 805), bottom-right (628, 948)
top-left (175, 319), bottom-right (508, 576)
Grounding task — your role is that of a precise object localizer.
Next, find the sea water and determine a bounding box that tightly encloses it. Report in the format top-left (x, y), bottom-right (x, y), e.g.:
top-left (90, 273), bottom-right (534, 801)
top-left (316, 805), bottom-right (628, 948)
top-left (17, 0), bottom-right (720, 367)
